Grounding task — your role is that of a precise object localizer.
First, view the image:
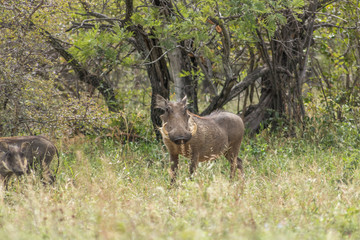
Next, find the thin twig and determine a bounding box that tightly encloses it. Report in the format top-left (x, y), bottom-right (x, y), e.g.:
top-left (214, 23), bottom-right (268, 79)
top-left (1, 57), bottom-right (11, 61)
top-left (140, 46), bottom-right (177, 66)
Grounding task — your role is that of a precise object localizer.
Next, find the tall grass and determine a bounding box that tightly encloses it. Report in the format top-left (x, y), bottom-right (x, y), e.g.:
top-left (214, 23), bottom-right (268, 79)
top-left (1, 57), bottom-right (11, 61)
top-left (0, 124), bottom-right (359, 239)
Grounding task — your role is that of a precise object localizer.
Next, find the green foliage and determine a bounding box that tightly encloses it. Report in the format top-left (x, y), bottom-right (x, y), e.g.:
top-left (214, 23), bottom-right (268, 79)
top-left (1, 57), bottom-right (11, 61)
top-left (303, 88), bottom-right (360, 151)
top-left (69, 25), bottom-right (133, 67)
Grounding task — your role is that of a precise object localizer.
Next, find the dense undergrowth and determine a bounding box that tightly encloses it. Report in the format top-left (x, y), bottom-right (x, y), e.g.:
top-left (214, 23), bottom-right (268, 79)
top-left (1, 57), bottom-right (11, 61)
top-left (0, 117), bottom-right (359, 240)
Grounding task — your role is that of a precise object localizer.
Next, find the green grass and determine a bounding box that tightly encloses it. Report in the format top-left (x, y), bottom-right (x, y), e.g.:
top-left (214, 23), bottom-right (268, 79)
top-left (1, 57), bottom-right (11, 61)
top-left (0, 129), bottom-right (359, 239)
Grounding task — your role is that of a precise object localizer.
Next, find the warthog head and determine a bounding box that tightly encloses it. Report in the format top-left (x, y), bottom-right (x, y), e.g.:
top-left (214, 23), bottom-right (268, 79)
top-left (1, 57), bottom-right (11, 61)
top-left (0, 142), bottom-right (28, 176)
top-left (156, 95), bottom-right (197, 145)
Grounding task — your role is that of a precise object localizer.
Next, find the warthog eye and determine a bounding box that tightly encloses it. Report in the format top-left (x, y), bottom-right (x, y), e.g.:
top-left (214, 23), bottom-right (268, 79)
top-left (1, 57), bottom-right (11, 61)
top-left (166, 106), bottom-right (172, 113)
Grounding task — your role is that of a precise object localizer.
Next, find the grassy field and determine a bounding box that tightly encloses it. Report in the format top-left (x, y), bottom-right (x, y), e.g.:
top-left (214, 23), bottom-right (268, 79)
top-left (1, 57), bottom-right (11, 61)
top-left (0, 124), bottom-right (359, 239)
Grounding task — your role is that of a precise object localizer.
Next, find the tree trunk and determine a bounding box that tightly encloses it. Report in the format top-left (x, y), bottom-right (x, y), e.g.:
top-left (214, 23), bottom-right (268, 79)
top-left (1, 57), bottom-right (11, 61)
top-left (240, 3), bottom-right (320, 133)
top-left (168, 47), bottom-right (184, 101)
top-left (129, 26), bottom-right (171, 139)
top-left (167, 44), bottom-right (198, 113)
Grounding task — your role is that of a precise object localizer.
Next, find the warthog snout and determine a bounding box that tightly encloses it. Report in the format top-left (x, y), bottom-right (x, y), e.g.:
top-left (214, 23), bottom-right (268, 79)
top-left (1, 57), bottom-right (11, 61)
top-left (170, 133), bottom-right (192, 145)
top-left (161, 121), bottom-right (195, 145)
top-left (14, 170), bottom-right (25, 177)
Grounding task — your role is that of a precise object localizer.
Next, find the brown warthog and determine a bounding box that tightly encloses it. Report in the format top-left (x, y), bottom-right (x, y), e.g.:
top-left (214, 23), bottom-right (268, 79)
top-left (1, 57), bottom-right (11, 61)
top-left (0, 136), bottom-right (59, 186)
top-left (155, 95), bottom-right (245, 183)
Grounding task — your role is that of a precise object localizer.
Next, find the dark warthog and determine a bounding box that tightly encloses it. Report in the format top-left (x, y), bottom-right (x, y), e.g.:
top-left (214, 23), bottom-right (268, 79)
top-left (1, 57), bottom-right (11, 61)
top-left (156, 95), bottom-right (245, 183)
top-left (0, 136), bottom-right (59, 186)
top-left (0, 143), bottom-right (28, 188)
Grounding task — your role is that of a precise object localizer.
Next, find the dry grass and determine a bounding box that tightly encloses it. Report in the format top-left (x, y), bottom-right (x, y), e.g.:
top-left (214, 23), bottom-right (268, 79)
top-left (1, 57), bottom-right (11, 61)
top-left (0, 135), bottom-right (359, 240)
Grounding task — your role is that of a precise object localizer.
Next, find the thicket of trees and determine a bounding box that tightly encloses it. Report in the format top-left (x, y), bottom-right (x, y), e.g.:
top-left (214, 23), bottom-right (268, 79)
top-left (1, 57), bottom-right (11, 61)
top-left (1, 0), bottom-right (359, 138)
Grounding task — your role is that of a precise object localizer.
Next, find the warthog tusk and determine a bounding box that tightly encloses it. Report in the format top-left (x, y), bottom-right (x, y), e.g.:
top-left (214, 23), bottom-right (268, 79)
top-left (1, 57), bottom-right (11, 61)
top-left (2, 161), bottom-right (11, 172)
top-left (160, 123), bottom-right (170, 139)
top-left (189, 116), bottom-right (198, 136)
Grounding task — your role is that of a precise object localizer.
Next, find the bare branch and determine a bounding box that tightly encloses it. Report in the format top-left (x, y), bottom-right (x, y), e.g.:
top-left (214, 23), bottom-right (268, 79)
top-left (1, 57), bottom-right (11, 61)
top-left (314, 23), bottom-right (358, 30)
top-left (65, 22), bottom-right (115, 32)
top-left (195, 56), bottom-right (217, 96)
top-left (201, 67), bottom-right (270, 115)
top-left (219, 14), bottom-right (243, 21)
top-left (27, 0), bottom-right (44, 21)
top-left (140, 46), bottom-right (176, 66)
top-left (228, 67), bottom-right (270, 101)
top-left (312, 11), bottom-right (348, 23)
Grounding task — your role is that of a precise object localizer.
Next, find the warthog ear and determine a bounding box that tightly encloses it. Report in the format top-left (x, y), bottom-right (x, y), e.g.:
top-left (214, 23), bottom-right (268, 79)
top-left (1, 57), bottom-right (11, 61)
top-left (20, 142), bottom-right (31, 152)
top-left (181, 96), bottom-right (187, 106)
top-left (155, 94), bottom-right (168, 110)
top-left (0, 142), bottom-right (9, 152)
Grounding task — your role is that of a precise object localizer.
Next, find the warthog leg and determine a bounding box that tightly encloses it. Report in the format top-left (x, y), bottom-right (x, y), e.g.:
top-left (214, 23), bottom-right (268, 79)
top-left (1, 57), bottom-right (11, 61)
top-left (170, 154), bottom-right (179, 184)
top-left (237, 157), bottom-right (243, 173)
top-left (189, 154), bottom-right (199, 178)
top-left (41, 155), bottom-right (55, 185)
top-left (41, 165), bottom-right (55, 184)
top-left (230, 157), bottom-right (237, 179)
top-left (225, 147), bottom-right (242, 179)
